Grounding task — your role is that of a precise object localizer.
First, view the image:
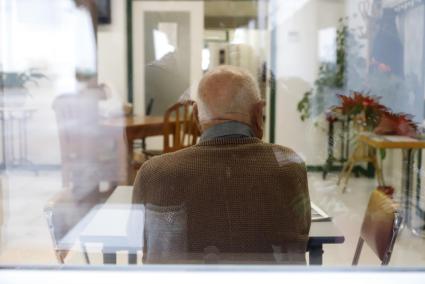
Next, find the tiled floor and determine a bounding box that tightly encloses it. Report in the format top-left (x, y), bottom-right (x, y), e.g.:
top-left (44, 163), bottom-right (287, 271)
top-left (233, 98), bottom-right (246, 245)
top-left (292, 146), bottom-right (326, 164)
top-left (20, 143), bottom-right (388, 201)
top-left (0, 170), bottom-right (424, 266)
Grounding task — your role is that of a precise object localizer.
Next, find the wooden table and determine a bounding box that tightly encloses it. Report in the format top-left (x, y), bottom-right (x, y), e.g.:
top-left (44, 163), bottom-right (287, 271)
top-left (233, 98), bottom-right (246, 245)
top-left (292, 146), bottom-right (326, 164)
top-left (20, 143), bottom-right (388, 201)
top-left (358, 133), bottom-right (425, 150)
top-left (59, 186), bottom-right (344, 265)
top-left (101, 116), bottom-right (166, 183)
top-left (102, 115), bottom-right (165, 142)
top-left (358, 133), bottom-right (425, 236)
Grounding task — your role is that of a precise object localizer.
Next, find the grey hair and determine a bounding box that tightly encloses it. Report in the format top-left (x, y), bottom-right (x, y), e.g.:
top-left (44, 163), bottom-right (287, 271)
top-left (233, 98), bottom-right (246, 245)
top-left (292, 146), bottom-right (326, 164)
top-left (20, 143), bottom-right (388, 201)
top-left (196, 65), bottom-right (261, 122)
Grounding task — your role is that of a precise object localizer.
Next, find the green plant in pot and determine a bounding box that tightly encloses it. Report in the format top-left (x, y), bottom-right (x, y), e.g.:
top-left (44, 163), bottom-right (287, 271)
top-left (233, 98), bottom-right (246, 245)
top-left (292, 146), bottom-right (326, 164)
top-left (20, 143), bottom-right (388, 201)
top-left (0, 69), bottom-right (46, 107)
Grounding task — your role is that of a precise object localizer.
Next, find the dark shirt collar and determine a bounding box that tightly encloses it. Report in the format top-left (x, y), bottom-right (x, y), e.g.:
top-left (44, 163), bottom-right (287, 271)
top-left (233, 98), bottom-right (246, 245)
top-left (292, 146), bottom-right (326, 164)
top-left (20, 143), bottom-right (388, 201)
top-left (199, 121), bottom-right (255, 143)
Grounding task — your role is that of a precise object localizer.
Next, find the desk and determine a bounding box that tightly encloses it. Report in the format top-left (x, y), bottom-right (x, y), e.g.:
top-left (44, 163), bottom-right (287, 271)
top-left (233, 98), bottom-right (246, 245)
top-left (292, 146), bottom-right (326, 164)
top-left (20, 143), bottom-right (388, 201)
top-left (358, 133), bottom-right (425, 236)
top-left (60, 186), bottom-right (344, 265)
top-left (102, 115), bottom-right (165, 142)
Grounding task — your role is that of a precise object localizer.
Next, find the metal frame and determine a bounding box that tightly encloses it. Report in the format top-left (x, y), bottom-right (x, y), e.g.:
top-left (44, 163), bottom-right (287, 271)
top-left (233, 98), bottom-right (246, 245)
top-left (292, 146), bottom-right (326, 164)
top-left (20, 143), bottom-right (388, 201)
top-left (352, 211), bottom-right (403, 265)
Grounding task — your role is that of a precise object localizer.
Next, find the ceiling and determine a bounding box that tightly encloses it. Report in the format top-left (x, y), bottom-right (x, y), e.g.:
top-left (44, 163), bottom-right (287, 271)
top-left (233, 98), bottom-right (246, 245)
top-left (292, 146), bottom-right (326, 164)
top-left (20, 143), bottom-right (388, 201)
top-left (204, 0), bottom-right (268, 29)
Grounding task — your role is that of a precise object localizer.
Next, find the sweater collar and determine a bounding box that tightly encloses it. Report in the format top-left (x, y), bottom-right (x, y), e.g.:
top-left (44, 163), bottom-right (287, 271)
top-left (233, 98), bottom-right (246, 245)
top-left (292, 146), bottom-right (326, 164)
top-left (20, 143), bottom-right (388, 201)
top-left (199, 121), bottom-right (255, 143)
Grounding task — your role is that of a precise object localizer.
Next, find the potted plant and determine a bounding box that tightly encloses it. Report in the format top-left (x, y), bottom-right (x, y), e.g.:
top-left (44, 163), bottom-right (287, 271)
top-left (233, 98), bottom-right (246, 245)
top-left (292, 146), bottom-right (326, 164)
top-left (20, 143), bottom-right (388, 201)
top-left (332, 91), bottom-right (418, 136)
top-left (332, 91), bottom-right (388, 131)
top-left (0, 69), bottom-right (46, 107)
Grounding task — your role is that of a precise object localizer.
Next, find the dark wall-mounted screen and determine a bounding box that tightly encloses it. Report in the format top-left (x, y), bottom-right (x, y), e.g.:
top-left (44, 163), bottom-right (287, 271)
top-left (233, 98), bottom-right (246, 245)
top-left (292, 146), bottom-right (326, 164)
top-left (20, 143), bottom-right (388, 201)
top-left (96, 0), bottom-right (111, 24)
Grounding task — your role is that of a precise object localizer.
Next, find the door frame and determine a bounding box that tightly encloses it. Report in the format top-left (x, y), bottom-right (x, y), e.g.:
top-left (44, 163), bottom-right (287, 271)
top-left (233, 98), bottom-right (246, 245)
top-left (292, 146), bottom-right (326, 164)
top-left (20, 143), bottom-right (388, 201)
top-left (127, 0), bottom-right (204, 115)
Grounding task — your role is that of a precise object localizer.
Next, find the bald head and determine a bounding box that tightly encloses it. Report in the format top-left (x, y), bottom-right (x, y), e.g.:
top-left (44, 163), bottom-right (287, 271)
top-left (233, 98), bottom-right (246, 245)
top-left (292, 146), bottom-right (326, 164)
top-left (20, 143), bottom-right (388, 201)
top-left (195, 65), bottom-right (264, 137)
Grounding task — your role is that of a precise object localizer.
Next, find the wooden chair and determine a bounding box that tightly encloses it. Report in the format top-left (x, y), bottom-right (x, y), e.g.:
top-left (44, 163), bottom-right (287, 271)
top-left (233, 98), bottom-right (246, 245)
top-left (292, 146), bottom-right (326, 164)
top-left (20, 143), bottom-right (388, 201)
top-left (163, 100), bottom-right (199, 153)
top-left (52, 93), bottom-right (127, 197)
top-left (49, 93), bottom-right (128, 263)
top-left (140, 100), bottom-right (199, 160)
top-left (352, 190), bottom-right (402, 265)
top-left (338, 114), bottom-right (384, 192)
top-left (337, 142), bottom-right (384, 192)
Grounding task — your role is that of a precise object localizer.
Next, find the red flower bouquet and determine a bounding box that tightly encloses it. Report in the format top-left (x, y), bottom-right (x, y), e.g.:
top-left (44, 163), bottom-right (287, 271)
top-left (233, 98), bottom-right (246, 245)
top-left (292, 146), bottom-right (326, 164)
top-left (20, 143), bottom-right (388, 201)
top-left (332, 92), bottom-right (388, 130)
top-left (374, 112), bottom-right (418, 137)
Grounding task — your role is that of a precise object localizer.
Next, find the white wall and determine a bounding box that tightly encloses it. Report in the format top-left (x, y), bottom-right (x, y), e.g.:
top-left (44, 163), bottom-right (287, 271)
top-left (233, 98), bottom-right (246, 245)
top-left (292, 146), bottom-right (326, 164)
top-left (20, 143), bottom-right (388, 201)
top-left (97, 0), bottom-right (128, 102)
top-left (273, 0), bottom-right (344, 165)
top-left (0, 0), bottom-right (128, 166)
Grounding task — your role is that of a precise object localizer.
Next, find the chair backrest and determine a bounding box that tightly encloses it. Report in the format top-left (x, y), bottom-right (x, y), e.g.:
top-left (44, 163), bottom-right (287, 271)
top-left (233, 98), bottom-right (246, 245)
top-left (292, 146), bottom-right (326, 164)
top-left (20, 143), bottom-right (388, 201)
top-left (352, 190), bottom-right (402, 265)
top-left (52, 93), bottom-right (127, 198)
top-left (53, 93), bottom-right (100, 185)
top-left (53, 93), bottom-right (101, 158)
top-left (163, 100), bottom-right (199, 153)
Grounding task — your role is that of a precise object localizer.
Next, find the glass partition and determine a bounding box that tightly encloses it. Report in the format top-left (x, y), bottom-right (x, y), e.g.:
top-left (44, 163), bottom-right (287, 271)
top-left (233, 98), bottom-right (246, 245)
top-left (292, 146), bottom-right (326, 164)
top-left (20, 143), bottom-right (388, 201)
top-left (0, 0), bottom-right (424, 270)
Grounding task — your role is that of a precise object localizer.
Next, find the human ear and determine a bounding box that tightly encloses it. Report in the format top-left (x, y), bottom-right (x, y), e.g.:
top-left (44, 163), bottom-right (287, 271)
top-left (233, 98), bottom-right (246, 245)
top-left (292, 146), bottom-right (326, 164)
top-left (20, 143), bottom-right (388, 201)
top-left (251, 100), bottom-right (265, 139)
top-left (192, 103), bottom-right (203, 134)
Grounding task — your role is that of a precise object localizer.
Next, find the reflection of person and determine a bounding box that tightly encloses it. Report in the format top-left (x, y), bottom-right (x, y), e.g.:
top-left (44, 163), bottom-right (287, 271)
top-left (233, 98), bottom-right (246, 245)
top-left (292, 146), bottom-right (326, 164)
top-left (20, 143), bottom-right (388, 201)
top-left (145, 50), bottom-right (190, 115)
top-left (370, 8), bottom-right (404, 76)
top-left (133, 65), bottom-right (311, 264)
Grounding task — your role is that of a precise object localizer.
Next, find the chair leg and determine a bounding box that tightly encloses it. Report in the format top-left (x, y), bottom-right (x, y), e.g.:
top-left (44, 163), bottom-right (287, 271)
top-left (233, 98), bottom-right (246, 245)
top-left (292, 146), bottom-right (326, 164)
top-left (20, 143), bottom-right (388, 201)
top-left (372, 157), bottom-right (385, 186)
top-left (341, 161), bottom-right (355, 193)
top-left (337, 161), bottom-right (350, 186)
top-left (338, 143), bottom-right (361, 185)
top-left (338, 157), bottom-right (356, 186)
top-left (352, 237), bottom-right (364, 265)
top-left (339, 144), bottom-right (365, 192)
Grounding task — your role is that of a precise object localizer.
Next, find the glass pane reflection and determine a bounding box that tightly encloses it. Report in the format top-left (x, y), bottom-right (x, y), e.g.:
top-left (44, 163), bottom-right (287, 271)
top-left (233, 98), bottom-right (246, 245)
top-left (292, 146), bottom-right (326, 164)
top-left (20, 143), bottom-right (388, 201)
top-left (0, 0), bottom-right (424, 268)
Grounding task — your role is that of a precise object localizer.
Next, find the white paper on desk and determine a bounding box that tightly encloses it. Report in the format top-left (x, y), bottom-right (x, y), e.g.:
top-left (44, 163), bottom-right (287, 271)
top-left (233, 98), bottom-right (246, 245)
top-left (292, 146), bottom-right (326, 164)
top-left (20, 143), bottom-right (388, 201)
top-left (383, 135), bottom-right (418, 142)
top-left (81, 204), bottom-right (144, 238)
top-left (81, 205), bottom-right (131, 237)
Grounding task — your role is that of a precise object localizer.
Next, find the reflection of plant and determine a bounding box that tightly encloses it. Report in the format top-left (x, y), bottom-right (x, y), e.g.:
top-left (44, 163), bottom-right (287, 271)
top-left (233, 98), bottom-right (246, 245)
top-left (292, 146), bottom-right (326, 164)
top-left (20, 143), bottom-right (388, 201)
top-left (333, 91), bottom-right (388, 130)
top-left (297, 18), bottom-right (347, 121)
top-left (297, 90), bottom-right (311, 121)
top-left (374, 111), bottom-right (418, 138)
top-left (332, 91), bottom-right (418, 136)
top-left (0, 69), bottom-right (46, 89)
top-left (317, 19), bottom-right (346, 91)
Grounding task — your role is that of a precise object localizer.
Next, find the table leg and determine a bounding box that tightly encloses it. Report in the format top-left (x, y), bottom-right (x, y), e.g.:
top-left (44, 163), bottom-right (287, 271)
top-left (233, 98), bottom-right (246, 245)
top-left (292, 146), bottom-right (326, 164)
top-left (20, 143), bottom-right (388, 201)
top-left (0, 114), bottom-right (6, 170)
top-left (345, 118), bottom-right (350, 160)
top-left (401, 149), bottom-right (414, 228)
top-left (308, 244), bottom-right (323, 265)
top-left (103, 251), bottom-right (117, 264)
top-left (5, 118), bottom-right (14, 166)
top-left (412, 150), bottom-right (425, 237)
top-left (323, 120), bottom-right (335, 180)
top-left (18, 115), bottom-right (24, 164)
top-left (126, 131), bottom-right (135, 185)
top-left (128, 252), bottom-right (137, 264)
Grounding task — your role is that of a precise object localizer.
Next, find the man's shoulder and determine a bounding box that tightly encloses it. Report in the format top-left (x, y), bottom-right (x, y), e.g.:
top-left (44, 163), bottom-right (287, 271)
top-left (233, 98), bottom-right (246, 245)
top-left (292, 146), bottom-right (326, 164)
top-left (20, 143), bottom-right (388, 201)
top-left (139, 146), bottom-right (197, 172)
top-left (139, 142), bottom-right (305, 173)
top-left (263, 143), bottom-right (306, 166)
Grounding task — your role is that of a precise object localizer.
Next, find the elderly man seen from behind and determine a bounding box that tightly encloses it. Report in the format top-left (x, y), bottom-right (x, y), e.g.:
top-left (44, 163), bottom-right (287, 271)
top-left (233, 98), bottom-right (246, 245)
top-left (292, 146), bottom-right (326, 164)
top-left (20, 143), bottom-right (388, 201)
top-left (133, 65), bottom-right (311, 264)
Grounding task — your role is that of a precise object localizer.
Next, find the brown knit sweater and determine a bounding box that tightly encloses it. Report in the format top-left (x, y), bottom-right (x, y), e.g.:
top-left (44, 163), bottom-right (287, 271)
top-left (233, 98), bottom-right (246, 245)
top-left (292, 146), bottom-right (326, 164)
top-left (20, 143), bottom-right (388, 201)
top-left (133, 137), bottom-right (311, 263)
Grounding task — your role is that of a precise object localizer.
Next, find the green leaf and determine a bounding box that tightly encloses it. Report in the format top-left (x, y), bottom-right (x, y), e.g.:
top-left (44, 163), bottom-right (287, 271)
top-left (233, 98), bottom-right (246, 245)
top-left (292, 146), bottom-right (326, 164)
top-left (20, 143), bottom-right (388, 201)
top-left (379, 149), bottom-right (386, 160)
